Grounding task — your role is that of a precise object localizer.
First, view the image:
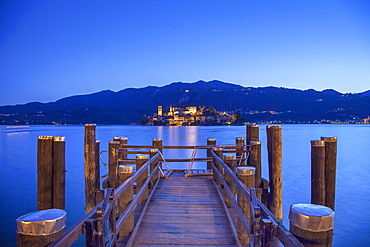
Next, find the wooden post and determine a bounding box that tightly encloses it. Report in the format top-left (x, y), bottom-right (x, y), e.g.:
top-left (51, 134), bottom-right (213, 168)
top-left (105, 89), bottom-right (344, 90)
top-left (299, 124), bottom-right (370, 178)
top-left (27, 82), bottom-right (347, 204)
top-left (120, 137), bottom-right (128, 160)
top-left (94, 140), bottom-right (104, 204)
top-left (152, 139), bottom-right (163, 155)
top-left (84, 124), bottom-right (97, 213)
top-left (249, 141), bottom-right (262, 201)
top-left (207, 138), bottom-right (216, 170)
top-left (37, 136), bottom-right (54, 210)
top-left (136, 154), bottom-right (149, 205)
top-left (246, 124), bottom-right (259, 145)
top-left (16, 209), bottom-right (66, 247)
top-left (149, 149), bottom-right (159, 190)
top-left (289, 203), bottom-right (334, 247)
top-left (224, 155), bottom-right (235, 207)
top-left (311, 140), bottom-right (325, 205)
top-left (118, 165), bottom-right (135, 237)
top-left (108, 141), bottom-right (120, 188)
top-left (212, 147), bottom-right (223, 185)
top-left (237, 166), bottom-right (256, 245)
top-left (52, 137), bottom-right (65, 210)
top-left (266, 125), bottom-right (283, 222)
top-left (236, 137), bottom-right (245, 166)
top-left (321, 137), bottom-right (337, 211)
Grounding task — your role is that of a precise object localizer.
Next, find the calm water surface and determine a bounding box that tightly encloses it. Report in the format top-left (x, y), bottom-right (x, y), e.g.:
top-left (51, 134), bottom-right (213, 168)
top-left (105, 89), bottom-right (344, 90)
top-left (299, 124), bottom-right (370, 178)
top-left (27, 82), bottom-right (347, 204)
top-left (0, 124), bottom-right (369, 246)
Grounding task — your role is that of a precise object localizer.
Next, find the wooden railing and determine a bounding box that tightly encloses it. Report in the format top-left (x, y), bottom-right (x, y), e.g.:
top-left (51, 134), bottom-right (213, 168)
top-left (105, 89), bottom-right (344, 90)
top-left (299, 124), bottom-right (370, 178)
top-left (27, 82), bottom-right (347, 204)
top-left (211, 149), bottom-right (303, 247)
top-left (49, 152), bottom-right (160, 247)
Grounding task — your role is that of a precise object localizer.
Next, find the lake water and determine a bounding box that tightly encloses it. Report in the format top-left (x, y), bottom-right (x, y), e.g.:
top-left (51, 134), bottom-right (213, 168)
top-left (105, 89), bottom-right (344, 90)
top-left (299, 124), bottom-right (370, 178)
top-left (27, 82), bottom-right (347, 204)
top-left (0, 124), bottom-right (369, 246)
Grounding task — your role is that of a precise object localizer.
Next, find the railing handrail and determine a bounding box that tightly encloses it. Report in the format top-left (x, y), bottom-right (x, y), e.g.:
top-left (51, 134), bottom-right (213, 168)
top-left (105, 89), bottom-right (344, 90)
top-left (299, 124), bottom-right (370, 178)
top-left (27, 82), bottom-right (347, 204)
top-left (210, 150), bottom-right (303, 247)
top-left (119, 144), bottom-right (250, 150)
top-left (49, 152), bottom-right (160, 247)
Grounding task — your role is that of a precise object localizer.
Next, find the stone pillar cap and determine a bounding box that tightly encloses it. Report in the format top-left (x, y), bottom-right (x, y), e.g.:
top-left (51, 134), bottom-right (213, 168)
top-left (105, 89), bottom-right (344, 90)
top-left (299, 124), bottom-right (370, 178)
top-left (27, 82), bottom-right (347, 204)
top-left (289, 203), bottom-right (335, 232)
top-left (16, 209), bottom-right (66, 236)
top-left (236, 166), bottom-right (256, 175)
top-left (119, 165), bottom-right (136, 173)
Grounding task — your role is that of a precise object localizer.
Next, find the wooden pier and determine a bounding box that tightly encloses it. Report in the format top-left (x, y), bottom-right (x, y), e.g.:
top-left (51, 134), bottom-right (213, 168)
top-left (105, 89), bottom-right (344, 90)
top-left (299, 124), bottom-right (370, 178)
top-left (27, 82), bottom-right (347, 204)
top-left (16, 124), bottom-right (337, 247)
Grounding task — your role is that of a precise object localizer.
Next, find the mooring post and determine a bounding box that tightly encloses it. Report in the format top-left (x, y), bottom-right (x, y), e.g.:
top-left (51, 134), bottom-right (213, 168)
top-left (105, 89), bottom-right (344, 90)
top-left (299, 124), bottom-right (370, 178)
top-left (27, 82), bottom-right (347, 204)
top-left (224, 155), bottom-right (235, 207)
top-left (246, 124), bottom-right (259, 145)
top-left (321, 137), bottom-right (337, 211)
top-left (52, 136), bottom-right (66, 210)
top-left (289, 203), bottom-right (334, 247)
top-left (237, 166), bottom-right (256, 245)
top-left (207, 138), bottom-right (216, 170)
top-left (212, 147), bottom-right (223, 185)
top-left (94, 140), bottom-right (104, 204)
top-left (108, 141), bottom-right (120, 189)
top-left (266, 125), bottom-right (283, 222)
top-left (236, 137), bottom-right (245, 166)
top-left (37, 136), bottom-right (66, 210)
top-left (84, 124), bottom-right (98, 213)
top-left (152, 139), bottom-right (163, 155)
top-left (311, 140), bottom-right (326, 205)
top-left (136, 154), bottom-right (149, 205)
top-left (16, 209), bottom-right (67, 247)
top-left (37, 136), bottom-right (54, 210)
top-left (149, 149), bottom-right (159, 190)
top-left (120, 137), bottom-right (128, 160)
top-left (249, 141), bottom-right (262, 192)
top-left (118, 165), bottom-right (135, 237)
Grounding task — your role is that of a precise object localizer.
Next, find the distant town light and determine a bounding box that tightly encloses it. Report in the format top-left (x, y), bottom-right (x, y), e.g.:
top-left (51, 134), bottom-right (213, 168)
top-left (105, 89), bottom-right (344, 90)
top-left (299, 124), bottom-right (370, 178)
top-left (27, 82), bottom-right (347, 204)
top-left (185, 90), bottom-right (189, 92)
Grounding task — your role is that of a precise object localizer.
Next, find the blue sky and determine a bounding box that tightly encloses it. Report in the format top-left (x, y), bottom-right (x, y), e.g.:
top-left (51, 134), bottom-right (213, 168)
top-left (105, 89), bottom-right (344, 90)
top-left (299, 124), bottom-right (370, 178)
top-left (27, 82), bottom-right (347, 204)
top-left (1, 0), bottom-right (369, 105)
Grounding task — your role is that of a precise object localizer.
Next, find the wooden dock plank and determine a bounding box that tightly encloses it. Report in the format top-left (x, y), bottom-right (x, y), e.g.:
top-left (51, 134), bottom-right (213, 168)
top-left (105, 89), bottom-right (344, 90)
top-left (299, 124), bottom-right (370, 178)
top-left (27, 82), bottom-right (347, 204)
top-left (127, 172), bottom-right (236, 246)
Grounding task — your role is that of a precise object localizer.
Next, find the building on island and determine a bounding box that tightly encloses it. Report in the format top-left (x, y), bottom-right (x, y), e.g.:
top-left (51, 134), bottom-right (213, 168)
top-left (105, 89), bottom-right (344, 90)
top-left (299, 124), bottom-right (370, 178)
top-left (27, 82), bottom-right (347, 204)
top-left (145, 105), bottom-right (242, 126)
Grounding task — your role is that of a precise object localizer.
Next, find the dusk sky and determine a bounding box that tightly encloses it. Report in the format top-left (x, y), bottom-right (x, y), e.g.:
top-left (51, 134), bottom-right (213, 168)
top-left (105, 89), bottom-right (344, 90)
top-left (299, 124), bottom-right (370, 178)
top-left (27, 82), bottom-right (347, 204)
top-left (1, 0), bottom-right (369, 106)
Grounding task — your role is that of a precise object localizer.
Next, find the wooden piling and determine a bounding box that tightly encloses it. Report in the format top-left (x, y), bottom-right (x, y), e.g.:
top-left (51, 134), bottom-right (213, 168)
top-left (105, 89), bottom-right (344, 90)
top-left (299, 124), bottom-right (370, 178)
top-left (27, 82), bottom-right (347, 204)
top-left (212, 147), bottom-right (223, 185)
top-left (237, 166), bottom-right (256, 245)
top-left (311, 140), bottom-right (325, 206)
top-left (118, 165), bottom-right (135, 237)
top-left (52, 137), bottom-right (65, 210)
top-left (266, 125), bottom-right (283, 222)
top-left (108, 141), bottom-right (120, 188)
top-left (246, 124), bottom-right (259, 145)
top-left (37, 136), bottom-right (54, 210)
top-left (94, 140), bottom-right (104, 204)
top-left (149, 149), bottom-right (159, 190)
top-left (84, 124), bottom-right (98, 213)
top-left (289, 203), bottom-right (334, 247)
top-left (16, 209), bottom-right (67, 247)
top-left (152, 139), bottom-right (163, 155)
top-left (249, 141), bottom-right (262, 188)
top-left (321, 137), bottom-right (337, 211)
top-left (223, 155), bottom-right (235, 207)
top-left (136, 154), bottom-right (149, 205)
top-left (120, 137), bottom-right (128, 160)
top-left (236, 137), bottom-right (245, 165)
top-left (207, 138), bottom-right (216, 170)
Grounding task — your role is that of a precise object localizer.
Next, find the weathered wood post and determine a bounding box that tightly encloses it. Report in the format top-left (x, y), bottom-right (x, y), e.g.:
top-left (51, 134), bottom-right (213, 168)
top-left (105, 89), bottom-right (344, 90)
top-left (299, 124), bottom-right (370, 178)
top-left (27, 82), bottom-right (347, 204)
top-left (84, 124), bottom-right (99, 213)
top-left (321, 137), bottom-right (337, 211)
top-left (224, 155), bottom-right (235, 207)
top-left (212, 147), bottom-right (223, 185)
top-left (108, 141), bottom-right (120, 189)
top-left (118, 165), bottom-right (135, 237)
top-left (246, 124), bottom-right (259, 145)
top-left (37, 136), bottom-right (54, 210)
top-left (136, 154), bottom-right (149, 205)
top-left (289, 203), bottom-right (334, 247)
top-left (120, 137), bottom-right (128, 160)
top-left (236, 137), bottom-right (245, 166)
top-left (266, 125), bottom-right (283, 222)
top-left (52, 137), bottom-right (66, 209)
top-left (16, 209), bottom-right (67, 247)
top-left (207, 138), bottom-right (216, 170)
top-left (94, 140), bottom-right (104, 204)
top-left (149, 149), bottom-right (159, 190)
top-left (37, 136), bottom-right (66, 210)
top-left (311, 140), bottom-right (326, 205)
top-left (152, 139), bottom-right (163, 155)
top-left (237, 166), bottom-right (256, 245)
top-left (249, 141), bottom-right (262, 192)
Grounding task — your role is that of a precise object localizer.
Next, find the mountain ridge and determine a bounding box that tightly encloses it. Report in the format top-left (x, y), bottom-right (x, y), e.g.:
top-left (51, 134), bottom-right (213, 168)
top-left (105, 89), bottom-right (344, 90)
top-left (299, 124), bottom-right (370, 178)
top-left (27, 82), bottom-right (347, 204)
top-left (1, 80), bottom-right (369, 124)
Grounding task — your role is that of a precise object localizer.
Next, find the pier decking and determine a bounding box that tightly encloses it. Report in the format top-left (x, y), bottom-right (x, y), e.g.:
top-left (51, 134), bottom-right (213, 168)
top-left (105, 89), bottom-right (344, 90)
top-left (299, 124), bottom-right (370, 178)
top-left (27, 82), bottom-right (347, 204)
top-left (121, 172), bottom-right (236, 246)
